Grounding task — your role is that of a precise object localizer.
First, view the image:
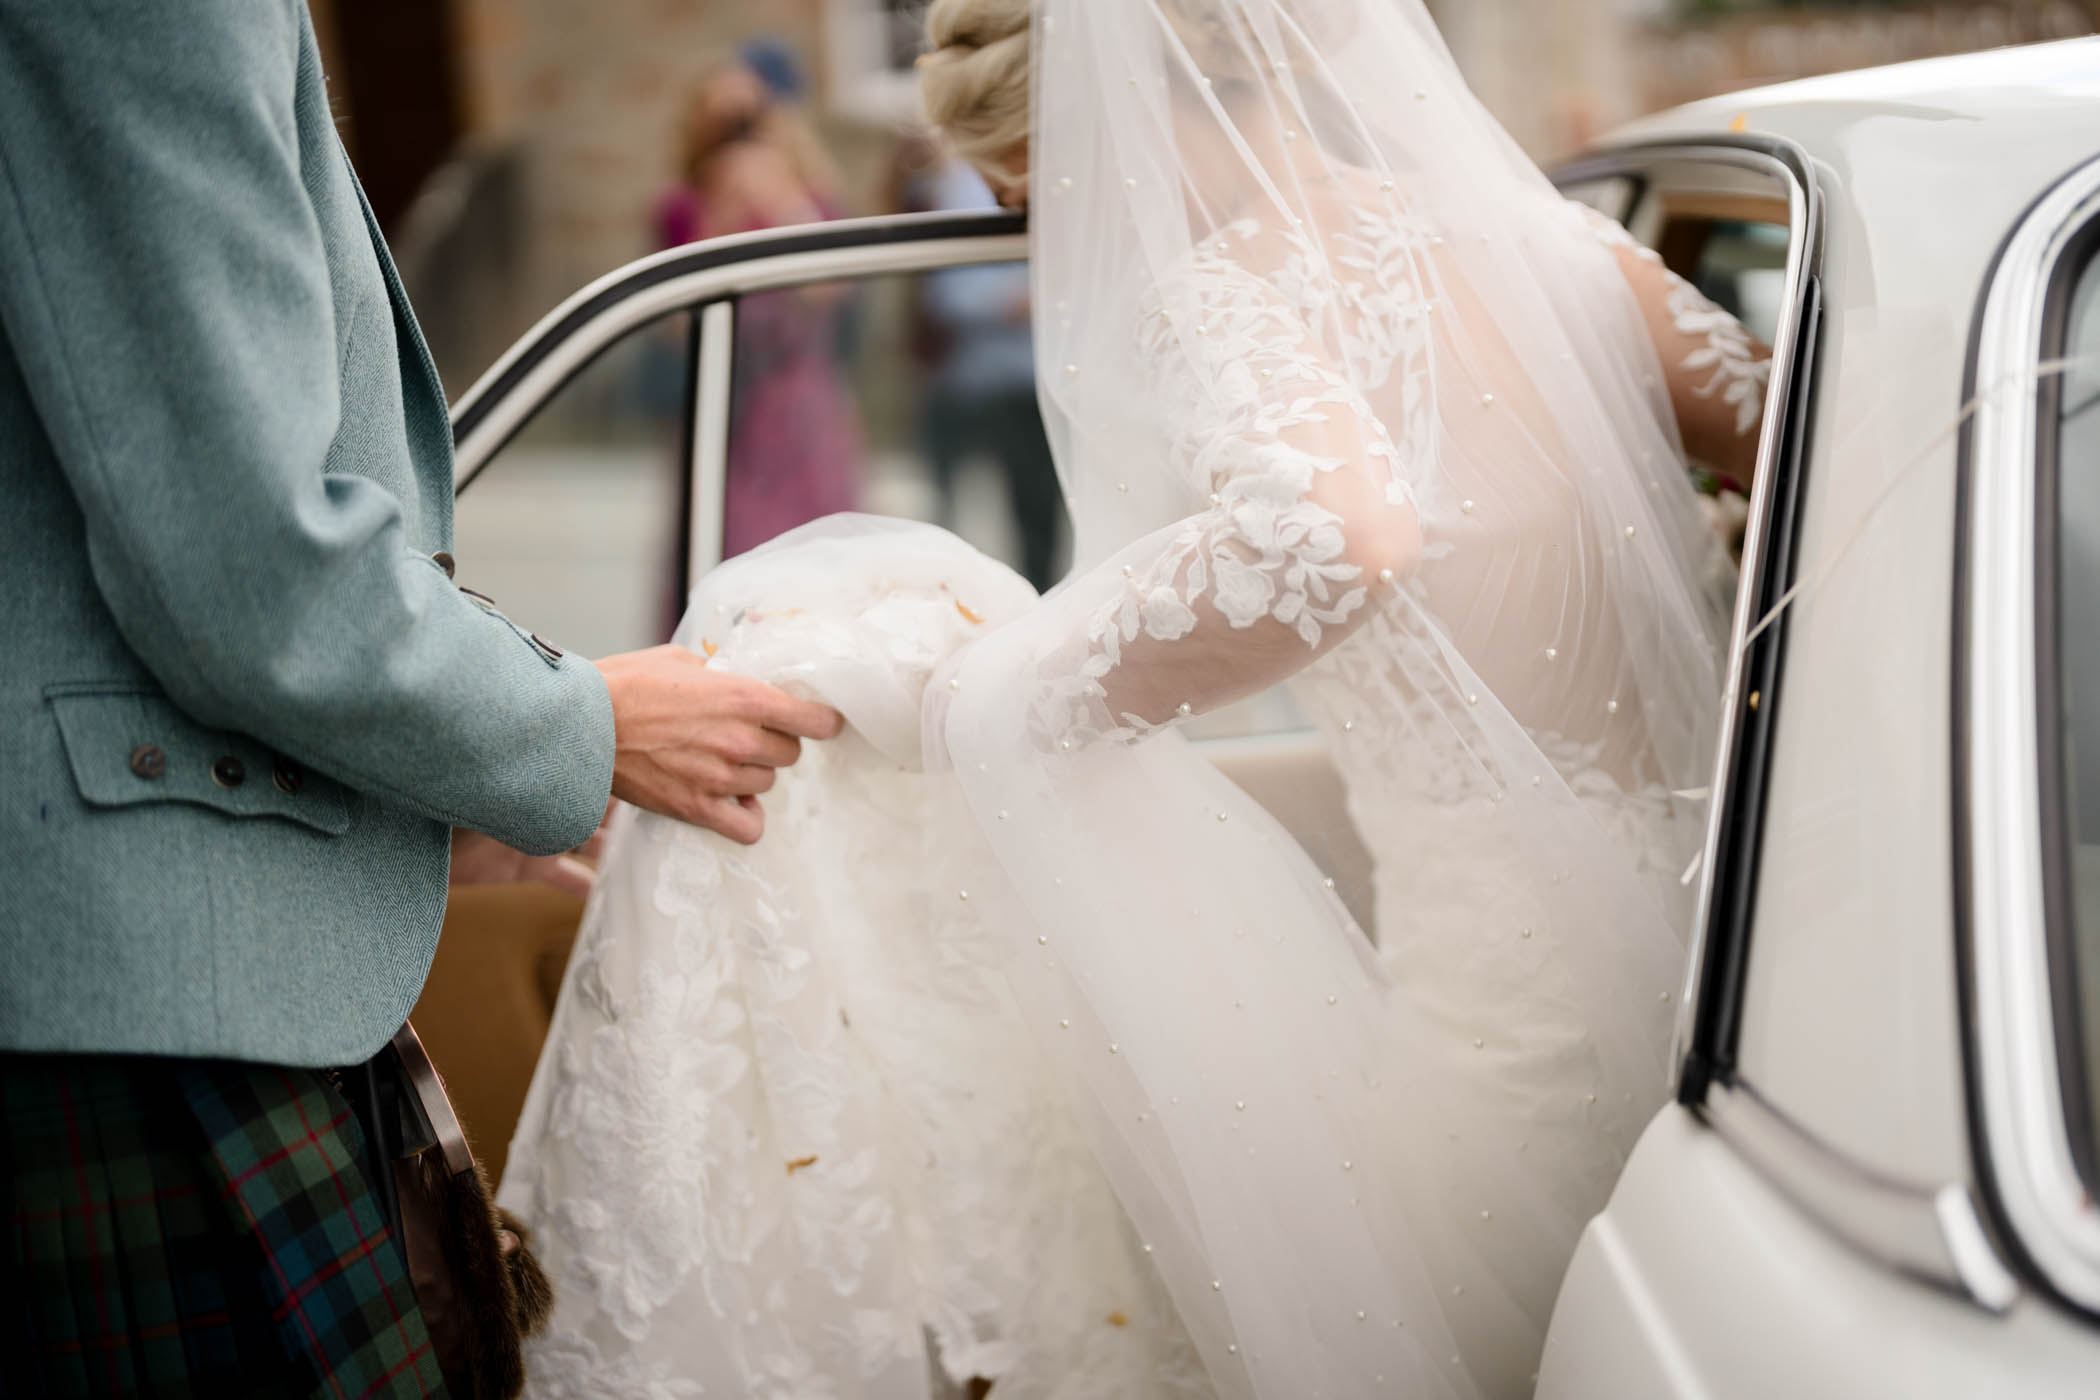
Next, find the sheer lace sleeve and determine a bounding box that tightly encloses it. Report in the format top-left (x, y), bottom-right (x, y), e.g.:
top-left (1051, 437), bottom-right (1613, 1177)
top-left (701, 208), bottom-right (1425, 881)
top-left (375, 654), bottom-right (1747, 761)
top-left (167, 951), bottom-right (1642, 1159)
top-left (1577, 202), bottom-right (1772, 489)
top-left (1035, 228), bottom-right (1427, 748)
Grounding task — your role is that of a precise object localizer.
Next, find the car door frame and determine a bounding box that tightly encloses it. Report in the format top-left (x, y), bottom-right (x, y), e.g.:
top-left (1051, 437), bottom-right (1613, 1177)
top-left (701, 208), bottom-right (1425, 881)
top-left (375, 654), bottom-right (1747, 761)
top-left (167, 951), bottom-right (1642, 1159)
top-left (450, 208), bottom-right (1029, 607)
top-left (1551, 133), bottom-right (1825, 1101)
top-left (1548, 132), bottom-right (2041, 1318)
top-left (1958, 149), bottom-right (2100, 1322)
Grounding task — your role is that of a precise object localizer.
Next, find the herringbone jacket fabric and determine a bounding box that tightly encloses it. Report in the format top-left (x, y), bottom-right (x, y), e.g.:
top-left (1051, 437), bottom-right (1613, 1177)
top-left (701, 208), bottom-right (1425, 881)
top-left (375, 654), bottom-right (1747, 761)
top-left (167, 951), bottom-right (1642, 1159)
top-left (0, 0), bottom-right (616, 1065)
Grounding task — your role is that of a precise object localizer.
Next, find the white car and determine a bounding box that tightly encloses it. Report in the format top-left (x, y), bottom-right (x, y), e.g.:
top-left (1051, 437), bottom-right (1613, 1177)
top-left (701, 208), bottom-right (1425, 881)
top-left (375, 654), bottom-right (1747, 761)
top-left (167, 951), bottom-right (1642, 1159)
top-left (441, 37), bottom-right (2100, 1394)
top-left (1539, 38), bottom-right (2100, 1398)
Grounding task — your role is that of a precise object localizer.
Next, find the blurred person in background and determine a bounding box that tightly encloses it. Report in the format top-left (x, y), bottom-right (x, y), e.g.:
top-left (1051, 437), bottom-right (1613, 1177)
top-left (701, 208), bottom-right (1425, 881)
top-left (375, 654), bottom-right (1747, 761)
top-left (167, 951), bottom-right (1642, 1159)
top-left (904, 148), bottom-right (1065, 591)
top-left (656, 57), bottom-right (865, 557)
top-left (656, 39), bottom-right (850, 245)
top-left (737, 36), bottom-right (849, 223)
top-left (739, 35), bottom-right (869, 367)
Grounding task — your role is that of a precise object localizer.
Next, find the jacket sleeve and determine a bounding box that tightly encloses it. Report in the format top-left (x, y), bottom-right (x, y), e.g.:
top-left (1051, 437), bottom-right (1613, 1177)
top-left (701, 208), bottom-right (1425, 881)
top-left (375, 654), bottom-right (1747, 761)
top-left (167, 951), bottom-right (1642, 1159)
top-left (0, 0), bottom-right (614, 855)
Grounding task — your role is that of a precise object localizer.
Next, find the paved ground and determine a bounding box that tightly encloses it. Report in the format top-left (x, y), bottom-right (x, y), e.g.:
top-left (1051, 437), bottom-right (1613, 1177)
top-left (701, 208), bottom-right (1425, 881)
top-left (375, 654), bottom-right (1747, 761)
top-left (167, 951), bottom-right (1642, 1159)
top-left (452, 444), bottom-right (1032, 661)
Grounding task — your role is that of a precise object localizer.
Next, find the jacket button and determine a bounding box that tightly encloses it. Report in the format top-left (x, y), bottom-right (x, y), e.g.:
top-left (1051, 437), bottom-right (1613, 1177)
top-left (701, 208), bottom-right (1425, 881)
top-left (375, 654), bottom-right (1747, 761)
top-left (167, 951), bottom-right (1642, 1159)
top-left (433, 551), bottom-right (456, 579)
top-left (530, 633), bottom-right (565, 660)
top-left (129, 744), bottom-right (167, 780)
top-left (272, 759), bottom-right (304, 795)
top-left (211, 755), bottom-right (247, 789)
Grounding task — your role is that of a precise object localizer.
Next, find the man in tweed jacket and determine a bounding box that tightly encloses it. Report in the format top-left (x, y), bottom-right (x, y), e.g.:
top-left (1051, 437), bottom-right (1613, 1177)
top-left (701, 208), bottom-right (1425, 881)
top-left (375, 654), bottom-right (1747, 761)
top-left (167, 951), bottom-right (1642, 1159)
top-left (0, 2), bottom-right (839, 1392)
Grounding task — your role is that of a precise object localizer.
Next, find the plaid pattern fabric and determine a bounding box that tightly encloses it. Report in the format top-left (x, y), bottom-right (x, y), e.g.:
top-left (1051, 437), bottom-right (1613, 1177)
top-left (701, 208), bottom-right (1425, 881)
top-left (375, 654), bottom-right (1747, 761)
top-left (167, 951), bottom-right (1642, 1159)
top-left (1, 1055), bottom-right (447, 1399)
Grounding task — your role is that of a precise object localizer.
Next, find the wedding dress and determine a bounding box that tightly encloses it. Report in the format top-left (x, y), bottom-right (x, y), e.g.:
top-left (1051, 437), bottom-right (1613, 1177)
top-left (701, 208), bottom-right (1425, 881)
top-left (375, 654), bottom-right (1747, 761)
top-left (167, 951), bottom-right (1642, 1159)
top-left (498, 3), bottom-right (1771, 1397)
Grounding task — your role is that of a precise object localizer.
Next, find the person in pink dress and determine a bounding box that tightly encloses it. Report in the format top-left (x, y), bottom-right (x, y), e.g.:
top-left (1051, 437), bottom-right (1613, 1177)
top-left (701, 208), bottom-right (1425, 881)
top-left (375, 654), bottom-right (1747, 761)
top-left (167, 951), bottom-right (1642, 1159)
top-left (656, 58), bottom-right (865, 559)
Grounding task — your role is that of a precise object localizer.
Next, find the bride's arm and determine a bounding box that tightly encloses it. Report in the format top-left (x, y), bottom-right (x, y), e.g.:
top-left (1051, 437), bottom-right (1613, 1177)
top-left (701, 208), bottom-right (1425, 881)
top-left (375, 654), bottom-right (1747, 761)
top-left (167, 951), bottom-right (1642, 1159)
top-left (1577, 203), bottom-right (1772, 490)
top-left (1032, 281), bottom-right (1422, 745)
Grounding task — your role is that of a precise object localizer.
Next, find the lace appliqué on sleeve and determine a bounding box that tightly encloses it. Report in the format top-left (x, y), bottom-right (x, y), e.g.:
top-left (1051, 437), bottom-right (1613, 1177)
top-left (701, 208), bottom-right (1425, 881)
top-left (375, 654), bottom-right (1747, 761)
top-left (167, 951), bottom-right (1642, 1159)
top-left (1581, 204), bottom-right (1771, 436)
top-left (1041, 215), bottom-right (1431, 747)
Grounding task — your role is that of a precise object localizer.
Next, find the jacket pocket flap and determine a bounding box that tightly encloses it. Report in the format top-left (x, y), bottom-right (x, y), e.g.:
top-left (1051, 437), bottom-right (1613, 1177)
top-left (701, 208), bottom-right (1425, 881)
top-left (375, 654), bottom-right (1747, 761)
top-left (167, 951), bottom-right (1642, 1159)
top-left (47, 686), bottom-right (351, 836)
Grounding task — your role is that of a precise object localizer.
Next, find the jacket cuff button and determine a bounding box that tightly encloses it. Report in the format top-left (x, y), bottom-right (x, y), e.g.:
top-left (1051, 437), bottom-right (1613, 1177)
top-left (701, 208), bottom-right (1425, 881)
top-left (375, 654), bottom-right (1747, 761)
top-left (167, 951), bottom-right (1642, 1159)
top-left (129, 744), bottom-right (167, 780)
top-left (433, 551), bottom-right (456, 579)
top-left (272, 759), bottom-right (305, 795)
top-left (211, 756), bottom-right (247, 789)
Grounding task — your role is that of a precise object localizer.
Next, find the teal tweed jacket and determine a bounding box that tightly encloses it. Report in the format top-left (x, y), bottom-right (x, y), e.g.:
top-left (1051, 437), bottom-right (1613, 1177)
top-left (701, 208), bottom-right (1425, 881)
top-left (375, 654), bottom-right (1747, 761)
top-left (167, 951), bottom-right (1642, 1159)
top-left (0, 0), bottom-right (617, 1065)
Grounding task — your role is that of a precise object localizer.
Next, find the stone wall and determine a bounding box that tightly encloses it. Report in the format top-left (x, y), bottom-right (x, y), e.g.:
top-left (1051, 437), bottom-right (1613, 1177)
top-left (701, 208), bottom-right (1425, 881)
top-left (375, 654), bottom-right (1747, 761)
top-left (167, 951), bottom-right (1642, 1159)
top-left (392, 0), bottom-right (924, 388)
top-left (449, 0), bottom-right (825, 335)
top-left (386, 0), bottom-right (2100, 390)
top-left (1631, 0), bottom-right (2098, 113)
top-left (1430, 0), bottom-right (1670, 162)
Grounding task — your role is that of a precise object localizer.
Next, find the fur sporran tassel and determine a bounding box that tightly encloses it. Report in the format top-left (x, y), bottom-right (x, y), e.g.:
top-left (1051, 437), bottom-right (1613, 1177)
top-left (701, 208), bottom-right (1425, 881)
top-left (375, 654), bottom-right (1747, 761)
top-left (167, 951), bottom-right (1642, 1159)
top-left (397, 1150), bottom-right (552, 1399)
top-left (382, 1025), bottom-right (553, 1400)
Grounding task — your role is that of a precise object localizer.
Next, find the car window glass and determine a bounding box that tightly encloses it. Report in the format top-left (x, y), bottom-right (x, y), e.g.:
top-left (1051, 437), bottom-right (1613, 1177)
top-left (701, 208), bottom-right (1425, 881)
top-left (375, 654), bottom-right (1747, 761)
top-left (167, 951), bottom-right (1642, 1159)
top-left (1587, 158), bottom-right (1820, 1126)
top-left (1637, 206), bottom-right (1789, 549)
top-left (2053, 242), bottom-right (2100, 1155)
top-left (1687, 218), bottom-right (1790, 348)
top-left (453, 313), bottom-right (691, 661)
top-left (1560, 174), bottom-right (1639, 223)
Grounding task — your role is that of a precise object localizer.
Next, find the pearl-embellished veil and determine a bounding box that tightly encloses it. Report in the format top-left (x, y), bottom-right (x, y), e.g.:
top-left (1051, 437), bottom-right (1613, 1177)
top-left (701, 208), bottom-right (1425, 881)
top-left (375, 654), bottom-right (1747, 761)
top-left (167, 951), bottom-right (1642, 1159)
top-left (929, 1), bottom-right (1740, 1394)
top-left (502, 3), bottom-right (1754, 1396)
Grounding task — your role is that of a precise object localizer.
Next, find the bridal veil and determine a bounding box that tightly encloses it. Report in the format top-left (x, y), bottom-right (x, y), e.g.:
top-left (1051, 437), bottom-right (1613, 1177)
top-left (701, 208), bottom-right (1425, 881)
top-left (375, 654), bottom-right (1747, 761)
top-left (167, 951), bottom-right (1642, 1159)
top-left (934, 1), bottom-right (1732, 1391)
top-left (502, 3), bottom-right (1741, 1397)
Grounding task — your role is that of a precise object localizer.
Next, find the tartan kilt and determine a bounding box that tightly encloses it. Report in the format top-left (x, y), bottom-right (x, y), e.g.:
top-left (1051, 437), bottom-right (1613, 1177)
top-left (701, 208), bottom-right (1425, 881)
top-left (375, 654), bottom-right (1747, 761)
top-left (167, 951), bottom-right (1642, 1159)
top-left (0, 1054), bottom-right (448, 1399)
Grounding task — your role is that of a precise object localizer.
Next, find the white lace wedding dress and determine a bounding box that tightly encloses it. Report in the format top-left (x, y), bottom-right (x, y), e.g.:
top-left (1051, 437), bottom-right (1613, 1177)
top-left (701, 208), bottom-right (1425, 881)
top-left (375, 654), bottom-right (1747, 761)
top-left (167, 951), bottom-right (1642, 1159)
top-left (498, 4), bottom-right (1769, 1397)
top-left (500, 527), bottom-right (1207, 1399)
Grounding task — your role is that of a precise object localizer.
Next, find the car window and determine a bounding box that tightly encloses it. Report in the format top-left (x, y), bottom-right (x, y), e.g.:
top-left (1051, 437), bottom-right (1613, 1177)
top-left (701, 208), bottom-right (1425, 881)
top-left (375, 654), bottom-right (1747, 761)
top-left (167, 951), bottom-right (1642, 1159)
top-left (2051, 239), bottom-right (2100, 1163)
top-left (452, 312), bottom-right (692, 661)
top-left (1565, 178), bottom-right (1790, 348)
top-left (720, 269), bottom-right (1071, 591)
top-left (1553, 145), bottom-right (1824, 1111)
top-left (1560, 174), bottom-right (1639, 223)
top-left (1681, 218), bottom-right (1790, 348)
top-left (1649, 210), bottom-right (1788, 511)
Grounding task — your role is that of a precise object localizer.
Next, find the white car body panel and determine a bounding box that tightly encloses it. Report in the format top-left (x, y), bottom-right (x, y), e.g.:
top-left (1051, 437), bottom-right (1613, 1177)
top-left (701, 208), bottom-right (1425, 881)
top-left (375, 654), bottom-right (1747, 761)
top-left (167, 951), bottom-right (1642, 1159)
top-left (1544, 39), bottom-right (2100, 1397)
top-left (1542, 1107), bottom-right (2098, 1400)
top-left (1635, 36), bottom-right (2100, 1191)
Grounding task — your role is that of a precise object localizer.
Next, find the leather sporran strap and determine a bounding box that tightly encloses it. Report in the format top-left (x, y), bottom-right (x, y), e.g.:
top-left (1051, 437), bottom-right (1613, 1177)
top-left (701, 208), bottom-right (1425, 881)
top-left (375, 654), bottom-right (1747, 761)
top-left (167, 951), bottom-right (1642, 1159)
top-left (352, 1024), bottom-right (553, 1400)
top-left (390, 1024), bottom-right (475, 1177)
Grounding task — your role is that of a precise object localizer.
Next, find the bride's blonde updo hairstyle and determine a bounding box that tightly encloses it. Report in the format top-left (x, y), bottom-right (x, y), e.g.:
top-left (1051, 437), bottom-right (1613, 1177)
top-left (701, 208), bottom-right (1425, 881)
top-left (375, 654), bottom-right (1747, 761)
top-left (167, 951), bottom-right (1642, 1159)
top-left (918, 0), bottom-right (1033, 171)
top-left (919, 0), bottom-right (1365, 174)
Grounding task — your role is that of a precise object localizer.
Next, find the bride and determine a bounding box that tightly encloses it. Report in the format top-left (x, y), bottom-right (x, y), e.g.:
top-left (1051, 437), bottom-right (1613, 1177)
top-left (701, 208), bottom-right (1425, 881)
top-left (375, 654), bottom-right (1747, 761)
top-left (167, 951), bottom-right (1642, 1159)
top-left (498, 1), bottom-right (1771, 1396)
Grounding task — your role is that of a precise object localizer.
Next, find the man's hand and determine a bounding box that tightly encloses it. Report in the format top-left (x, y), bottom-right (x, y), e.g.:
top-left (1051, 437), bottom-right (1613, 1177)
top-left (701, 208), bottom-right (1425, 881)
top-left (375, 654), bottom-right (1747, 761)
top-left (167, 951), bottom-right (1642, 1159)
top-left (450, 806), bottom-right (611, 898)
top-left (594, 646), bottom-right (843, 844)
